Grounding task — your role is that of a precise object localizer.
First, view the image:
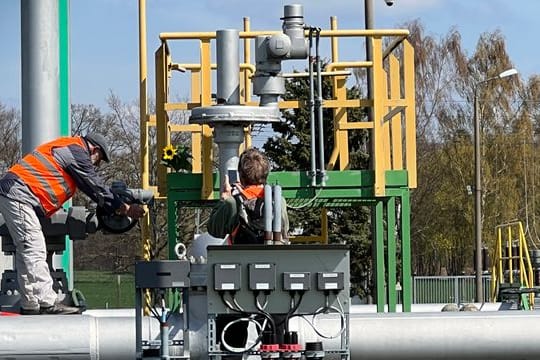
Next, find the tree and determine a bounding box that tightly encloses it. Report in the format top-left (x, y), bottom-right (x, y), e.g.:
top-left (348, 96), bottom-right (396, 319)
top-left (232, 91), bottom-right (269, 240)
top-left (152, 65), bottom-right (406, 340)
top-left (407, 22), bottom-right (525, 275)
top-left (0, 102), bottom-right (21, 172)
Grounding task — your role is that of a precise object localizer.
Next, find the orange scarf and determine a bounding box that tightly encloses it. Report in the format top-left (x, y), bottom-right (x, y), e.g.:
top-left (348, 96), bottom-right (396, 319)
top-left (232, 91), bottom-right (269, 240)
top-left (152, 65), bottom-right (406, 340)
top-left (238, 185), bottom-right (265, 199)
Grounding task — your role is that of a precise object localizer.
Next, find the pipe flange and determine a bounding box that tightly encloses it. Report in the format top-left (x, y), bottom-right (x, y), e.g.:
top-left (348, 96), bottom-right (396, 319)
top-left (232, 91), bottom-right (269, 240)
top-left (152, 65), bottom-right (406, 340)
top-left (189, 105), bottom-right (281, 125)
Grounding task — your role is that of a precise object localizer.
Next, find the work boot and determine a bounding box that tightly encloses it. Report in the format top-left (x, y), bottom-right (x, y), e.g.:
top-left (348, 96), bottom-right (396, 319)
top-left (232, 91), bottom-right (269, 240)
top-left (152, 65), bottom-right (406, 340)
top-left (20, 307), bottom-right (40, 315)
top-left (39, 302), bottom-right (82, 315)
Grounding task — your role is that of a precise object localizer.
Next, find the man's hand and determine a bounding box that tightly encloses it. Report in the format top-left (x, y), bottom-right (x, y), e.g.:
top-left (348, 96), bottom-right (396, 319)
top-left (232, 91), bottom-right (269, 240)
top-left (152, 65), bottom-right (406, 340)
top-left (127, 204), bottom-right (146, 219)
top-left (118, 203), bottom-right (146, 219)
top-left (221, 175), bottom-right (233, 200)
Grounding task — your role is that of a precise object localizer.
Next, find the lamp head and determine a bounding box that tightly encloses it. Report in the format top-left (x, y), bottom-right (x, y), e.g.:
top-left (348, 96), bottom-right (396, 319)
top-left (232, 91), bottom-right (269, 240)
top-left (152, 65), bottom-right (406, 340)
top-left (498, 68), bottom-right (518, 79)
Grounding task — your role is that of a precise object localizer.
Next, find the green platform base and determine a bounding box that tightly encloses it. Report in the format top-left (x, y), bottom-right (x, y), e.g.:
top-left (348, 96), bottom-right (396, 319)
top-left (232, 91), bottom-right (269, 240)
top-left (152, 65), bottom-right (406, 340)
top-left (166, 169), bottom-right (412, 312)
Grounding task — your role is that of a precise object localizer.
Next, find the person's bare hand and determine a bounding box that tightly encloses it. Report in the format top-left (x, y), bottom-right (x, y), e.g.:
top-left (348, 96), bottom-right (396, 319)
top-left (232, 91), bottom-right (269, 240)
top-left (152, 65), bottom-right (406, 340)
top-left (221, 175), bottom-right (232, 200)
top-left (118, 203), bottom-right (146, 219)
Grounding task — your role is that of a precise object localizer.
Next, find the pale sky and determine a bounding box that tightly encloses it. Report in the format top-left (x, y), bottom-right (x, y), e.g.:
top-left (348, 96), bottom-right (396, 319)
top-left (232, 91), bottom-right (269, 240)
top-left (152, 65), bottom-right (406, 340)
top-left (0, 0), bottom-right (537, 109)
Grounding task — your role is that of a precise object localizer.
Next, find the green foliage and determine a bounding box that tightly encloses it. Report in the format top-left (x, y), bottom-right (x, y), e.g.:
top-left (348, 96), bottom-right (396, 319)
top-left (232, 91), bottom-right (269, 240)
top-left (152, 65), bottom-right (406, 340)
top-left (408, 21), bottom-right (531, 276)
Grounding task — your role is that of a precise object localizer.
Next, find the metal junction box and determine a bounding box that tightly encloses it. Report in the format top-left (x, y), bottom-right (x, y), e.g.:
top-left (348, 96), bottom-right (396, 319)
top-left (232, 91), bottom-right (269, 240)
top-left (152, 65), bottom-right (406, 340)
top-left (213, 263), bottom-right (241, 291)
top-left (248, 263), bottom-right (276, 291)
top-left (135, 260), bottom-right (190, 289)
top-left (283, 272), bottom-right (311, 291)
top-left (206, 244), bottom-right (349, 315)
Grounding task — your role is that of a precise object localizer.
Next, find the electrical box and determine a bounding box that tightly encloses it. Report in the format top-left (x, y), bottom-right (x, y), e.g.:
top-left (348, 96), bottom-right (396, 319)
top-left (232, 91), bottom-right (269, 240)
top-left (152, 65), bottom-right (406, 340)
top-left (248, 263), bottom-right (276, 291)
top-left (283, 272), bottom-right (311, 291)
top-left (206, 245), bottom-right (350, 360)
top-left (213, 263), bottom-right (241, 291)
top-left (135, 260), bottom-right (190, 289)
top-left (207, 245), bottom-right (349, 314)
top-left (317, 272), bottom-right (344, 291)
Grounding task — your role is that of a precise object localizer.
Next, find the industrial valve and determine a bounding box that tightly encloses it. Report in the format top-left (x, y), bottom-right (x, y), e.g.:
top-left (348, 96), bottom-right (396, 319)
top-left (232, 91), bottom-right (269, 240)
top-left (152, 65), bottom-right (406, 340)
top-left (253, 4), bottom-right (309, 106)
top-left (96, 180), bottom-right (154, 234)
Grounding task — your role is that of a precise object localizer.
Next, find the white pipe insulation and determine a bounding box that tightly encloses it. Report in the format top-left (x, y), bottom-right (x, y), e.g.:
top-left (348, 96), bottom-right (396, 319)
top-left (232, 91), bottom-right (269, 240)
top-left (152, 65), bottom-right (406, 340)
top-left (0, 315), bottom-right (145, 359)
top-left (2, 310), bottom-right (540, 359)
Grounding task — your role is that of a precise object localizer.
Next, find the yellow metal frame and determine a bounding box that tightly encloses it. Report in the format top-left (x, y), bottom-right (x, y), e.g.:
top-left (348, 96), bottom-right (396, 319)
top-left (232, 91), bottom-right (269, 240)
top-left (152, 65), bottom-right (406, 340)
top-left (491, 221), bottom-right (535, 307)
top-left (290, 209), bottom-right (329, 244)
top-left (138, 5), bottom-right (417, 243)
top-left (145, 24), bottom-right (416, 197)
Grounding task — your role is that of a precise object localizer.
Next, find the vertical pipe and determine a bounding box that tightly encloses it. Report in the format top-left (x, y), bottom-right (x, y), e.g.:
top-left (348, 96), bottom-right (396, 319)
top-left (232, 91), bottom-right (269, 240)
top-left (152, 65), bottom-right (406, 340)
top-left (387, 197), bottom-right (396, 312)
top-left (214, 125), bottom-right (244, 193)
top-left (243, 18), bottom-right (251, 105)
top-left (364, 0), bottom-right (374, 166)
top-left (375, 200), bottom-right (385, 312)
top-left (135, 289), bottom-right (142, 359)
top-left (454, 277), bottom-right (459, 305)
top-left (181, 290), bottom-right (190, 358)
top-left (315, 32), bottom-right (326, 186)
top-left (137, 9), bottom-right (154, 321)
top-left (401, 190), bottom-right (412, 311)
top-left (139, 0), bottom-right (149, 190)
top-left (160, 310), bottom-right (169, 359)
top-left (243, 18), bottom-right (253, 149)
top-left (21, 0), bottom-right (63, 288)
top-left (413, 276), bottom-right (417, 304)
top-left (508, 228), bottom-right (514, 284)
top-left (21, 0), bottom-right (60, 154)
top-left (215, 30), bottom-right (243, 193)
top-left (308, 31), bottom-right (317, 186)
top-left (138, 1), bottom-right (153, 322)
top-left (473, 86), bottom-right (483, 303)
top-left (58, 0), bottom-right (70, 138)
top-left (200, 40), bottom-right (214, 200)
top-left (58, 0), bottom-right (72, 289)
top-left (272, 185), bottom-right (282, 243)
top-left (216, 30), bottom-right (239, 105)
top-left (365, 0), bottom-right (376, 307)
top-left (264, 184), bottom-right (273, 244)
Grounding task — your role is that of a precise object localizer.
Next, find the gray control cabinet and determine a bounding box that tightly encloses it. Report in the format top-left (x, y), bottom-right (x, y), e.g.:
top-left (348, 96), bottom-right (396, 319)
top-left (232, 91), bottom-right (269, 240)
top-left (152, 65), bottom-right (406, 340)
top-left (206, 245), bottom-right (350, 358)
top-left (207, 245), bottom-right (349, 314)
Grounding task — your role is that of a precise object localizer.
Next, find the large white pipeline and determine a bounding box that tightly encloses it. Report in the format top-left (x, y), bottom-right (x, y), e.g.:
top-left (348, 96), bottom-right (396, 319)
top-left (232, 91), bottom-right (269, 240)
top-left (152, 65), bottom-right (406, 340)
top-left (0, 315), bottom-right (142, 360)
top-left (348, 311), bottom-right (540, 360)
top-left (2, 310), bottom-right (540, 359)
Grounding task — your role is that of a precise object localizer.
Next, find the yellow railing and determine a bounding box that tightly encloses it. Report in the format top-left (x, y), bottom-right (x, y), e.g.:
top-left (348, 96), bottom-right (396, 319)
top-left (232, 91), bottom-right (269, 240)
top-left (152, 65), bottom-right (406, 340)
top-left (138, 1), bottom-right (417, 250)
top-left (491, 221), bottom-right (535, 307)
top-left (140, 13), bottom-right (416, 200)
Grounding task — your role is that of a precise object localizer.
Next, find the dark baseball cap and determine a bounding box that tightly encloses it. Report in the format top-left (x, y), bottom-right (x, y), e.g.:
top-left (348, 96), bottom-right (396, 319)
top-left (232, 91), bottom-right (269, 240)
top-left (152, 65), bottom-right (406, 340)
top-left (84, 133), bottom-right (110, 162)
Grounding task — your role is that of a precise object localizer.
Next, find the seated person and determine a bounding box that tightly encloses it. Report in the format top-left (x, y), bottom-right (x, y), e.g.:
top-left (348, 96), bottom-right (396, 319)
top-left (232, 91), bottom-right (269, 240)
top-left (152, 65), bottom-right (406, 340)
top-left (207, 148), bottom-right (289, 244)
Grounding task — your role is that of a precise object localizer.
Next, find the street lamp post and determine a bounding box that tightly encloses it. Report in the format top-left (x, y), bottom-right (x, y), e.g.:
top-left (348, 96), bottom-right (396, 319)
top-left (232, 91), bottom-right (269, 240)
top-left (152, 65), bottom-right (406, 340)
top-left (474, 68), bottom-right (518, 303)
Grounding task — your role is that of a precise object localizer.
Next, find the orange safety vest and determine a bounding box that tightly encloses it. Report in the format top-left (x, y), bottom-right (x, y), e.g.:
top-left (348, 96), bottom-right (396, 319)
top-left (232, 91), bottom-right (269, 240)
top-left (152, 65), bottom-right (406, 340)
top-left (9, 136), bottom-right (87, 217)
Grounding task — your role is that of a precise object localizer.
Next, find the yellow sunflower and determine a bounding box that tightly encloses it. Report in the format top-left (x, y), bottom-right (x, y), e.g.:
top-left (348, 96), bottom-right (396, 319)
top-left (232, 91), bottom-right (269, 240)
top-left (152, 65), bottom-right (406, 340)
top-left (162, 144), bottom-right (177, 160)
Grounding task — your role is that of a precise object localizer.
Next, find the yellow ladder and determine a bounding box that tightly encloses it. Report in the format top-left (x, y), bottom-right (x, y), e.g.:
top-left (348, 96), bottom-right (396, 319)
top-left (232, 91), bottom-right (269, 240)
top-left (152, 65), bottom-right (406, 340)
top-left (491, 221), bottom-right (535, 308)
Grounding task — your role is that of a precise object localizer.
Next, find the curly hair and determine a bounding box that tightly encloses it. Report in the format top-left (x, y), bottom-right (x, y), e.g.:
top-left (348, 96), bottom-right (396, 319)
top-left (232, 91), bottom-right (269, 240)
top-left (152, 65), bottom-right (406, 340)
top-left (238, 148), bottom-right (270, 186)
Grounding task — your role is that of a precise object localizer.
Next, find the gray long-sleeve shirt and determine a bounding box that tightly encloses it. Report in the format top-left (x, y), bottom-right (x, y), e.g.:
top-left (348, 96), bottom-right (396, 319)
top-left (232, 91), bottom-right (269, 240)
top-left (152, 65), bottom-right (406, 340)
top-left (0, 140), bottom-right (121, 216)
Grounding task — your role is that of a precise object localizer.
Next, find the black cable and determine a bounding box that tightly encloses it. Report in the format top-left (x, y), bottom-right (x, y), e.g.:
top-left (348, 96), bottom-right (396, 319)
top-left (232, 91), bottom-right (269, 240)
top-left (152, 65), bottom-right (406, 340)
top-left (219, 291), bottom-right (248, 315)
top-left (287, 290), bottom-right (329, 324)
top-left (150, 305), bottom-right (161, 320)
top-left (288, 291), bottom-right (346, 339)
top-left (254, 291), bottom-right (276, 337)
top-left (219, 291), bottom-right (268, 354)
top-left (312, 291), bottom-right (331, 315)
top-left (283, 291), bottom-right (305, 332)
top-left (221, 317), bottom-right (266, 354)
